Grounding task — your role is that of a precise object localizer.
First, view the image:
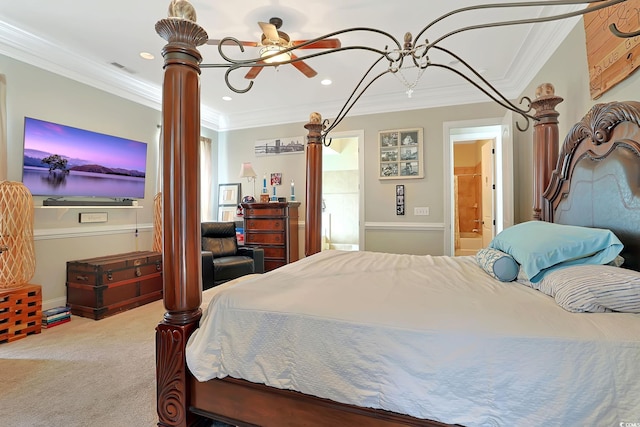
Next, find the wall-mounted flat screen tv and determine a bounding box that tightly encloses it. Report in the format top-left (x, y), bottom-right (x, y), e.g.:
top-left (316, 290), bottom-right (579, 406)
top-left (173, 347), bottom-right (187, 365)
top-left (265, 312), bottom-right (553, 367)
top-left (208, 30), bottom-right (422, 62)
top-left (22, 117), bottom-right (148, 199)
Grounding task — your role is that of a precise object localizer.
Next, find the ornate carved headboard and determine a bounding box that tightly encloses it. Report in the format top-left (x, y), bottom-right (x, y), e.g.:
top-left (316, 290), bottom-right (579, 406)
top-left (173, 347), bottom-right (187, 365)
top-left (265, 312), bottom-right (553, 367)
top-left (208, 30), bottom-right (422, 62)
top-left (544, 101), bottom-right (640, 272)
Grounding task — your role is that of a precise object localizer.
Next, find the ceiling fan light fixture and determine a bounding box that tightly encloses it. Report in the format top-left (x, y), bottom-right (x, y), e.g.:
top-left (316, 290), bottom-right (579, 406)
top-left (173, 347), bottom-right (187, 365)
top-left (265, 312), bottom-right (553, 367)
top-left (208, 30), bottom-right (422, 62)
top-left (260, 45), bottom-right (291, 64)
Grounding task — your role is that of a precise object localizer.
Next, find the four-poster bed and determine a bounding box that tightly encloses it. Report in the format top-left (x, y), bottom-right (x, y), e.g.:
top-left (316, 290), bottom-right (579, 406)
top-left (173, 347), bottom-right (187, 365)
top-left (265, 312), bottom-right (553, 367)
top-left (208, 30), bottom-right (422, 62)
top-left (155, 3), bottom-right (640, 427)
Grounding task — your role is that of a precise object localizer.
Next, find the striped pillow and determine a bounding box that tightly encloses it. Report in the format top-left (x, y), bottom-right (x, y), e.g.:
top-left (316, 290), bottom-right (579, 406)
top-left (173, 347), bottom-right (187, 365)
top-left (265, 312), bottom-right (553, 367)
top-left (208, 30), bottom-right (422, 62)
top-left (538, 265), bottom-right (640, 313)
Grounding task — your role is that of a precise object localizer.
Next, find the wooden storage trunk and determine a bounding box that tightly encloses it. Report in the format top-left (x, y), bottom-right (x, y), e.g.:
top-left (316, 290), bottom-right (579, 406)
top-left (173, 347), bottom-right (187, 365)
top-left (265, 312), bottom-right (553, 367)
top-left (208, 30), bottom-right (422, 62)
top-left (66, 251), bottom-right (162, 320)
top-left (0, 284), bottom-right (42, 344)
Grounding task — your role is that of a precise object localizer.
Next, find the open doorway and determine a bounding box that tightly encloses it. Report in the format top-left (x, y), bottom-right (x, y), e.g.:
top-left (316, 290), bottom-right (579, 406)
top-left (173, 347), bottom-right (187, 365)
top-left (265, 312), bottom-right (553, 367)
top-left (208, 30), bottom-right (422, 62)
top-left (452, 137), bottom-right (495, 255)
top-left (443, 113), bottom-right (513, 256)
top-left (321, 130), bottom-right (365, 251)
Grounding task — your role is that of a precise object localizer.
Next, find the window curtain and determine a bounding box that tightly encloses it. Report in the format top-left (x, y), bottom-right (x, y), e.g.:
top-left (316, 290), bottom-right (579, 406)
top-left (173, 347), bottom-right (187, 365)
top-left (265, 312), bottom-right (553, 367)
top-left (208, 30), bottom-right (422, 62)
top-left (153, 133), bottom-right (213, 252)
top-left (155, 126), bottom-right (162, 195)
top-left (0, 74), bottom-right (7, 181)
top-left (200, 136), bottom-right (213, 221)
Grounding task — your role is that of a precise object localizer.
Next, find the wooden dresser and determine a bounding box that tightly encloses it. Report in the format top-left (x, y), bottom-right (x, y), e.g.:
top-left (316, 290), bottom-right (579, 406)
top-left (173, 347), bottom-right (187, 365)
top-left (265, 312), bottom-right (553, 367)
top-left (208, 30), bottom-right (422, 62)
top-left (242, 202), bottom-right (300, 271)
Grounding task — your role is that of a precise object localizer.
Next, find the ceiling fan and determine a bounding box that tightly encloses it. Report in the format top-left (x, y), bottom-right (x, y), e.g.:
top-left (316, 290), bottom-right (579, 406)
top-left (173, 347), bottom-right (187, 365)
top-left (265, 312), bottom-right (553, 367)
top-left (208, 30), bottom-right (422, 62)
top-left (207, 17), bottom-right (341, 80)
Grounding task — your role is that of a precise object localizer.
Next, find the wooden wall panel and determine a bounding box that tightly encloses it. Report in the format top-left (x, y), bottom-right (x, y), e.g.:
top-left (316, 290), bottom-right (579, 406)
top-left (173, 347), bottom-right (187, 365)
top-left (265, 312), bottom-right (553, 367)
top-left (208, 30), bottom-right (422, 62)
top-left (584, 0), bottom-right (640, 99)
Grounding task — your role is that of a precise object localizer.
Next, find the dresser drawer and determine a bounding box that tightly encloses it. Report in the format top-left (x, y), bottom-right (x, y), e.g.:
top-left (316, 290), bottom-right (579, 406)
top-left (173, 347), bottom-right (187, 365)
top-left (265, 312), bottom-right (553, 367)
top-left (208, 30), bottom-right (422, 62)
top-left (261, 246), bottom-right (285, 259)
top-left (265, 260), bottom-right (286, 271)
top-left (245, 232), bottom-right (285, 245)
top-left (245, 207), bottom-right (285, 217)
top-left (245, 218), bottom-right (285, 231)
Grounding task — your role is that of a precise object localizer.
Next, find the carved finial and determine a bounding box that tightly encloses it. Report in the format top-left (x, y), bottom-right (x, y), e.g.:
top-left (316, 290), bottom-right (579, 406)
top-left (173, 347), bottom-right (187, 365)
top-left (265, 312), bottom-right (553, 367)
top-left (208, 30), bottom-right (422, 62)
top-left (404, 32), bottom-right (413, 50)
top-left (535, 83), bottom-right (555, 98)
top-left (168, 0), bottom-right (197, 22)
top-left (310, 112), bottom-right (322, 124)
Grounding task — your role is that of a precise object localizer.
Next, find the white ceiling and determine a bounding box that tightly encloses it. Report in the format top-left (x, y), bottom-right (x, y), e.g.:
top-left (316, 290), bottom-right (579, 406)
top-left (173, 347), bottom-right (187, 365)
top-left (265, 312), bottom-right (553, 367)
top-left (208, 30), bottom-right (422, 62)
top-left (0, 1), bottom-right (584, 131)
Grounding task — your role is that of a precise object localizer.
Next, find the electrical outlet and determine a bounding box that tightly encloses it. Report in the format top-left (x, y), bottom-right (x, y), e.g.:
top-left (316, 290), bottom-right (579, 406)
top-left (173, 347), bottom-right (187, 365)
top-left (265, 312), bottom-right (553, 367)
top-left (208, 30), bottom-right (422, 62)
top-left (414, 207), bottom-right (429, 216)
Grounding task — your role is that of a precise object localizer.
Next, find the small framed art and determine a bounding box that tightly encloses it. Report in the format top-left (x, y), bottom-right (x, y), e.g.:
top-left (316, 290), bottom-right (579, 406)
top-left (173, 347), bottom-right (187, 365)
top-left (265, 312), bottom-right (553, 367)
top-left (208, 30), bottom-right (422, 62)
top-left (218, 206), bottom-right (236, 222)
top-left (378, 128), bottom-right (424, 179)
top-left (396, 184), bottom-right (405, 215)
top-left (218, 183), bottom-right (241, 206)
top-left (270, 172), bottom-right (282, 186)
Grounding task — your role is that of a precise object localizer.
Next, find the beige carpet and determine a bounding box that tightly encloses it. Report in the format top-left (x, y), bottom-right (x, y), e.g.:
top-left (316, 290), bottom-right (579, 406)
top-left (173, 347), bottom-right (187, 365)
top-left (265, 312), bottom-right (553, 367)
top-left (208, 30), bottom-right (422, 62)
top-left (0, 295), bottom-right (206, 427)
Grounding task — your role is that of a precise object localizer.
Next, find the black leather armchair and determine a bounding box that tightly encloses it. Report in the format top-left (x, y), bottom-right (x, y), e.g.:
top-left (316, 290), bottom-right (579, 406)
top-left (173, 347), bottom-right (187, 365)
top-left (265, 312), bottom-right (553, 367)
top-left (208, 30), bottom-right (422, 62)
top-left (201, 221), bottom-right (264, 290)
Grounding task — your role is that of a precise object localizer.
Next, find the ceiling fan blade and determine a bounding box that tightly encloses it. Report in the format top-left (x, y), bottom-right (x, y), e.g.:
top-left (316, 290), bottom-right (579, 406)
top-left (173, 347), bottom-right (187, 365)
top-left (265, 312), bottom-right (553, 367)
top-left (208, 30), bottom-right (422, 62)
top-left (292, 38), bottom-right (341, 49)
top-left (290, 54), bottom-right (317, 78)
top-left (258, 21), bottom-right (280, 43)
top-left (244, 63), bottom-right (265, 80)
top-left (207, 39), bottom-right (258, 47)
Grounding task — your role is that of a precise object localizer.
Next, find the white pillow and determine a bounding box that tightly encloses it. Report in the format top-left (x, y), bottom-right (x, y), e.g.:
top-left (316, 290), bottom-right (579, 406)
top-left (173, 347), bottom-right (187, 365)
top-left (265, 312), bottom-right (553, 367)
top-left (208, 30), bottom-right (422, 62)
top-left (537, 265), bottom-right (640, 313)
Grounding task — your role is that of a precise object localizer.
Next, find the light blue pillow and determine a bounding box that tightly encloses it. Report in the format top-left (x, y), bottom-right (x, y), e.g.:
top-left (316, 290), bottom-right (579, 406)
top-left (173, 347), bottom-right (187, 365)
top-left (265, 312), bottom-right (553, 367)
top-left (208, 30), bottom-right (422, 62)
top-left (489, 221), bottom-right (623, 283)
top-left (475, 248), bottom-right (519, 282)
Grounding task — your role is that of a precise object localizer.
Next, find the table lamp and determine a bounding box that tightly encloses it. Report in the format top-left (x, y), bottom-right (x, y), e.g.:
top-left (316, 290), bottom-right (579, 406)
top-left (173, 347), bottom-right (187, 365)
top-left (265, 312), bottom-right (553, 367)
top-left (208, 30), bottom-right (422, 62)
top-left (239, 162), bottom-right (257, 202)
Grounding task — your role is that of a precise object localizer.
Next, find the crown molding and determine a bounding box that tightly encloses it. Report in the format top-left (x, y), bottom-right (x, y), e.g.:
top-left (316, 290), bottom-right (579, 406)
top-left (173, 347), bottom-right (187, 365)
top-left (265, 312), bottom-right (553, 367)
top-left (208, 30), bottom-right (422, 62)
top-left (0, 20), bottom-right (223, 130)
top-left (501, 12), bottom-right (582, 98)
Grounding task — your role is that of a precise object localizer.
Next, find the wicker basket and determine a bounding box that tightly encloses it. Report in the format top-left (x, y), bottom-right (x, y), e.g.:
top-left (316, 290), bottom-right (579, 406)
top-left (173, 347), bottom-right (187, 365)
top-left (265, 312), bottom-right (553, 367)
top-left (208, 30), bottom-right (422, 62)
top-left (0, 181), bottom-right (36, 289)
top-left (153, 192), bottom-right (162, 253)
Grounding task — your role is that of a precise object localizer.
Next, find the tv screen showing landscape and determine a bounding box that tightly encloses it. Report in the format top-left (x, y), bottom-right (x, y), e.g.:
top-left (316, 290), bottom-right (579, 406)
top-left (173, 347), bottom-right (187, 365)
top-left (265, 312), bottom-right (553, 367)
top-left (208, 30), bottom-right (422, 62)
top-left (22, 117), bottom-right (148, 199)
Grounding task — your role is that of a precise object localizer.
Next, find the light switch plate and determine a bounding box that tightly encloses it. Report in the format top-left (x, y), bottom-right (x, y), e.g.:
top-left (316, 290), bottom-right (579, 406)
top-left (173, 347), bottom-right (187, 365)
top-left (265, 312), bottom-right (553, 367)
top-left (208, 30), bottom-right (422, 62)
top-left (414, 207), bottom-right (429, 216)
top-left (79, 212), bottom-right (108, 223)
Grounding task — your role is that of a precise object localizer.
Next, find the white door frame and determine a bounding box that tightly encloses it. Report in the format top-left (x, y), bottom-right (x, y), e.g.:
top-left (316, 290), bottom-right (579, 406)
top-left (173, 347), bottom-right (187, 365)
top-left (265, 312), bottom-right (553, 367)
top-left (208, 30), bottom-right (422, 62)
top-left (323, 129), bottom-right (365, 250)
top-left (443, 117), bottom-right (513, 256)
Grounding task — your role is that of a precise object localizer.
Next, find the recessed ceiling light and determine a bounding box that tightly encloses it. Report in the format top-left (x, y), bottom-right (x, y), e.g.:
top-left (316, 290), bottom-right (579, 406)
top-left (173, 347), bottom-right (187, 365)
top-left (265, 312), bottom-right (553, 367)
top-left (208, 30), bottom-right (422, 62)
top-left (140, 52), bottom-right (155, 60)
top-left (321, 79), bottom-right (332, 86)
top-left (222, 96), bottom-right (232, 101)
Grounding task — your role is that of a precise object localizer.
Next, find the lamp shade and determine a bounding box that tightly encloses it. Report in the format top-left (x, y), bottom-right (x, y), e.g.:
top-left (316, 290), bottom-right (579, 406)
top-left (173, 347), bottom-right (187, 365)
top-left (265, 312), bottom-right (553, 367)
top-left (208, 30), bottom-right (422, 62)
top-left (239, 162), bottom-right (257, 179)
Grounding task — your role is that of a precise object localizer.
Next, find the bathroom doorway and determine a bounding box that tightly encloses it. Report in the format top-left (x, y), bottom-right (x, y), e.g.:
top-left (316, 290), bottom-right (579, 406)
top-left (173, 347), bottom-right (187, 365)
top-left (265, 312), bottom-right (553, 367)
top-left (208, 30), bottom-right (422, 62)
top-left (453, 138), bottom-right (494, 255)
top-left (443, 113), bottom-right (514, 256)
top-left (321, 130), bottom-right (364, 251)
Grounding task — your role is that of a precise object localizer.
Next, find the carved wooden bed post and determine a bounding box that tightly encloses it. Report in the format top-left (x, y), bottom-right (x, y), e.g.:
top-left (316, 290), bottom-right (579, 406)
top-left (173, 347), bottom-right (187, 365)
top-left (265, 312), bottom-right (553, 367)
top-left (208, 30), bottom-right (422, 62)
top-left (305, 113), bottom-right (324, 256)
top-left (530, 83), bottom-right (563, 221)
top-left (155, 2), bottom-right (208, 426)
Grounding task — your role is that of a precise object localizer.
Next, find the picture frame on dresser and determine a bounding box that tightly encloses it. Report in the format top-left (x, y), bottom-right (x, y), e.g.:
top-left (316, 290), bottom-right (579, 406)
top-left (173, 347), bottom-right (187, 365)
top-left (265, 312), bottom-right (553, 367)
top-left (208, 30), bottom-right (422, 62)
top-left (379, 128), bottom-right (424, 179)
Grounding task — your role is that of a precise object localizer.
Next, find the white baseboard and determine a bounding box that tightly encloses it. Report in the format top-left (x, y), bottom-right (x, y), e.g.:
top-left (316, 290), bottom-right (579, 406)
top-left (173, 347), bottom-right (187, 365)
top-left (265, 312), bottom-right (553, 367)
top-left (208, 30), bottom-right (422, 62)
top-left (43, 296), bottom-right (67, 311)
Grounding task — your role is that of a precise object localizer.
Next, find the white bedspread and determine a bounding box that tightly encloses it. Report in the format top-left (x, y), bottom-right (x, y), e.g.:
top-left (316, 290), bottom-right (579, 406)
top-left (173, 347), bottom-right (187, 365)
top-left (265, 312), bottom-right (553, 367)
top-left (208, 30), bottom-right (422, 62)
top-left (186, 250), bottom-right (640, 427)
